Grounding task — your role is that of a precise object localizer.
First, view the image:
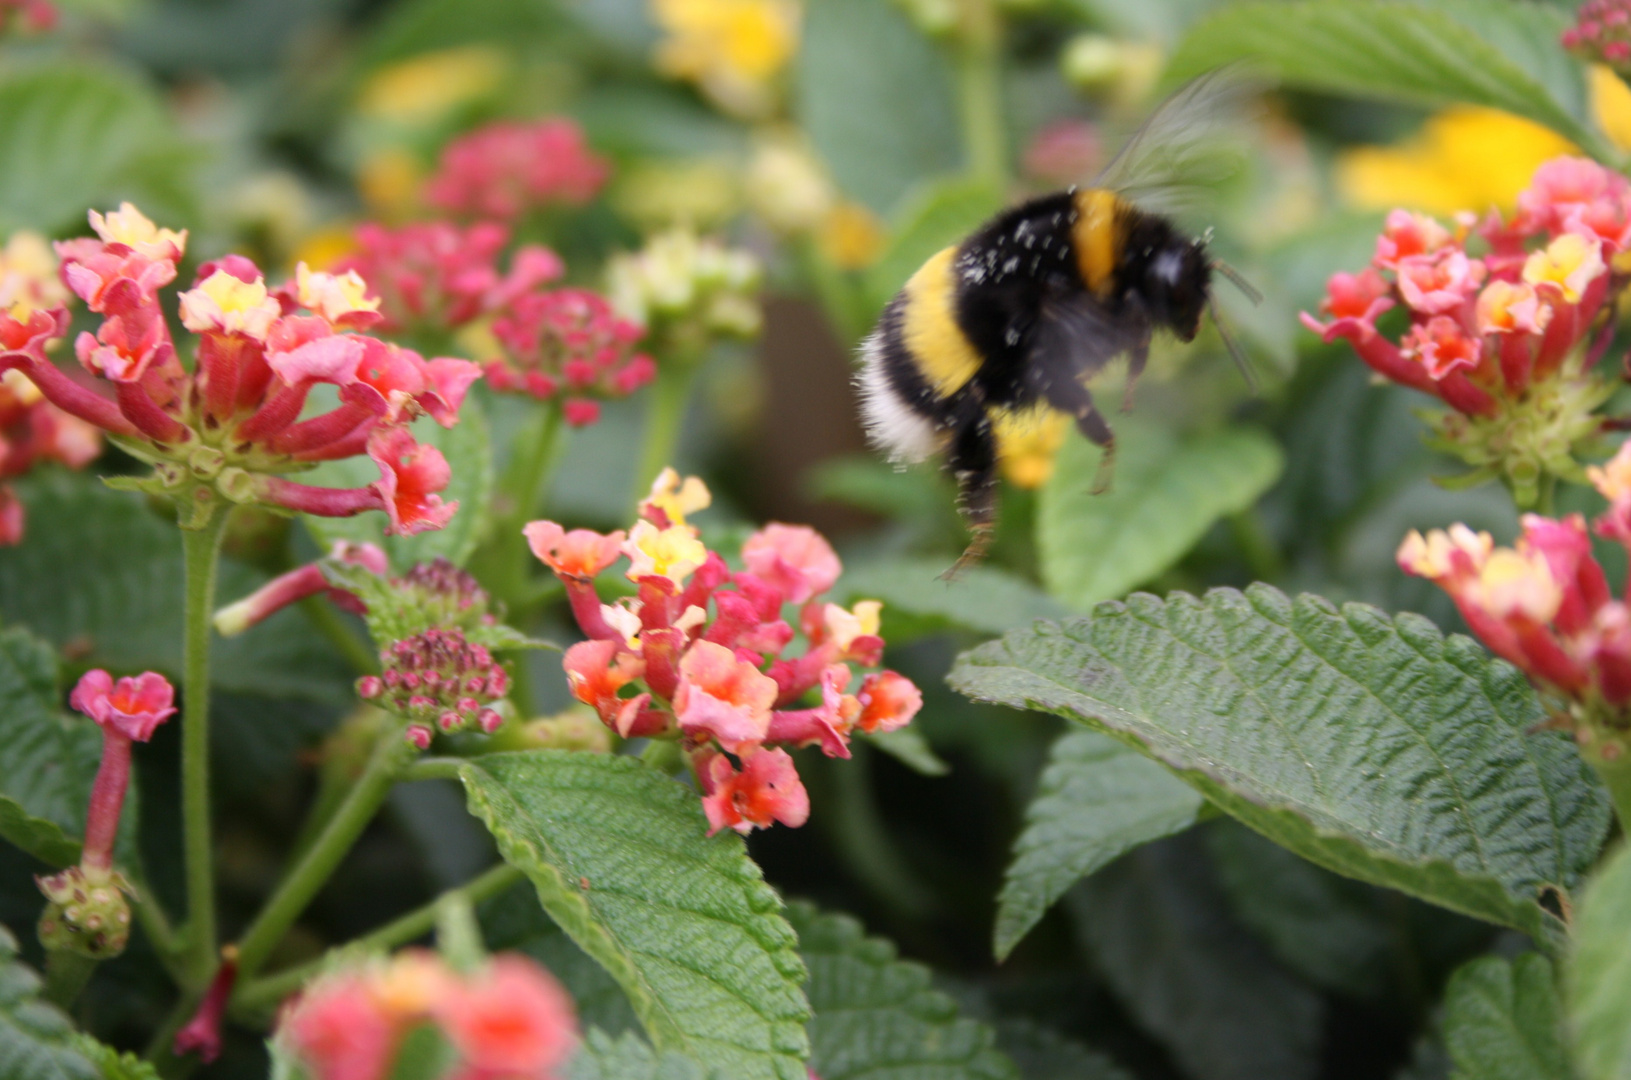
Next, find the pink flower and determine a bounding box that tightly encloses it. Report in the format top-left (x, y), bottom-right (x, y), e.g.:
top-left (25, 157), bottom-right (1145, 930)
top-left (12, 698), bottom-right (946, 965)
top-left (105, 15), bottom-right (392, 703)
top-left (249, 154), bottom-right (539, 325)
top-left (855, 670), bottom-right (922, 734)
top-left (367, 427), bottom-right (457, 536)
top-left (1516, 156), bottom-right (1630, 237)
top-left (1402, 316), bottom-right (1482, 380)
top-left (741, 523), bottom-right (841, 605)
top-left (435, 956), bottom-right (577, 1079)
top-left (524, 521), bottom-right (626, 580)
top-left (673, 640), bottom-right (777, 752)
top-left (1395, 250), bottom-right (1485, 315)
top-left (213, 542), bottom-right (386, 636)
top-left (1374, 210), bottom-right (1452, 270)
top-left (699, 747), bottom-right (810, 836)
top-left (173, 954), bottom-right (238, 1064)
top-left (70, 669), bottom-right (175, 742)
top-left (0, 370), bottom-right (102, 544)
top-left (1022, 120), bottom-right (1101, 186)
top-left (279, 973), bottom-right (399, 1080)
top-left (425, 119), bottom-right (611, 221)
top-left (487, 288), bottom-right (653, 423)
top-left (563, 639), bottom-right (654, 736)
top-left (765, 663), bottom-right (858, 758)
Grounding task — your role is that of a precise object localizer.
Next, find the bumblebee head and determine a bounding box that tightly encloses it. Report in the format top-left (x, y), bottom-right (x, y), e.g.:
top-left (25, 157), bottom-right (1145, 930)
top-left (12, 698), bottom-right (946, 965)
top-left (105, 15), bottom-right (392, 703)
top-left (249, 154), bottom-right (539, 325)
top-left (1143, 235), bottom-right (1212, 342)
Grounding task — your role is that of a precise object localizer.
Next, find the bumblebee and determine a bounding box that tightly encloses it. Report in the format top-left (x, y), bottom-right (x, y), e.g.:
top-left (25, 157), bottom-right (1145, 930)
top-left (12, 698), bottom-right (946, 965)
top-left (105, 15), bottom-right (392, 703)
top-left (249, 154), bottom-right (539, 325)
top-left (856, 72), bottom-right (1258, 572)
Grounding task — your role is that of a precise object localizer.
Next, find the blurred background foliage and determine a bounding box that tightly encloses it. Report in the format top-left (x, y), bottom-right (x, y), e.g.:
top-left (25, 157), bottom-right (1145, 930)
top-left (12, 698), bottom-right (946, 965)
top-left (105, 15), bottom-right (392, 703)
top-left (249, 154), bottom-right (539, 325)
top-left (0, 0), bottom-right (1618, 1076)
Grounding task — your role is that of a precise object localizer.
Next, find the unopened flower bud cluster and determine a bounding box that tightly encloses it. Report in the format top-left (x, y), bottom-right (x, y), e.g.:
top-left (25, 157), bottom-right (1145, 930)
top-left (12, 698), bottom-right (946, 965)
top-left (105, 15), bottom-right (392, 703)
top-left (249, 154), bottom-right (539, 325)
top-left (359, 628), bottom-right (510, 748)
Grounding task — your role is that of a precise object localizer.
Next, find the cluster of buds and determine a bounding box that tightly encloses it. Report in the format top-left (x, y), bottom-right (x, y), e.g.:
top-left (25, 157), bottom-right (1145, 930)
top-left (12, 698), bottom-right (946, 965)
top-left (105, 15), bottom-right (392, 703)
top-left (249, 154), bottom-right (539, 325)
top-left (1302, 157), bottom-right (1631, 506)
top-left (424, 118), bottom-right (610, 222)
top-left (0, 204), bottom-right (476, 532)
top-left (1398, 438), bottom-right (1631, 758)
top-left (606, 229), bottom-right (763, 359)
top-left (487, 288), bottom-right (654, 426)
top-left (37, 670), bottom-right (175, 959)
top-left (333, 220), bottom-right (565, 338)
top-left (277, 950), bottom-right (578, 1080)
top-left (0, 232), bottom-right (101, 543)
top-left (358, 628), bottom-right (510, 748)
top-left (527, 469), bottom-right (922, 835)
top-left (1563, 0), bottom-right (1631, 72)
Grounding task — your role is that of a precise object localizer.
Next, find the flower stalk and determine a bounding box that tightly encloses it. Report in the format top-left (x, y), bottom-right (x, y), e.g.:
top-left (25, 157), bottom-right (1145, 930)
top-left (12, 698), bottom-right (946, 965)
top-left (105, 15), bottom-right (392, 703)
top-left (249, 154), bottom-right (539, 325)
top-left (955, 0), bottom-right (1007, 191)
top-left (180, 508), bottom-right (228, 985)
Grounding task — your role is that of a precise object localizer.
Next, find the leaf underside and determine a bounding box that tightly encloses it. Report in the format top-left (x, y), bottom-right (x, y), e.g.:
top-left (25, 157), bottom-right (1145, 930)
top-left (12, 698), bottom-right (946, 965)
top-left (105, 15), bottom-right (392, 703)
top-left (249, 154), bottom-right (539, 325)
top-left (950, 584), bottom-right (1610, 944)
top-left (1442, 953), bottom-right (1573, 1080)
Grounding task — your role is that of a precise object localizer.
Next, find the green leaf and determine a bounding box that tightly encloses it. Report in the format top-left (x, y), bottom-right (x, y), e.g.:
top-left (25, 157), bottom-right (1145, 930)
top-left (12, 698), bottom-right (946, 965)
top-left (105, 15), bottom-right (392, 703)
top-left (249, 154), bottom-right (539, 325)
top-left (1037, 421), bottom-right (1283, 609)
top-left (303, 396), bottom-right (493, 571)
top-left (994, 730), bottom-right (1203, 960)
top-left (949, 585), bottom-right (1611, 945)
top-left (451, 751), bottom-right (810, 1080)
top-left (796, 0), bottom-right (961, 215)
top-left (0, 629), bottom-right (102, 867)
top-left (863, 178), bottom-right (1004, 312)
top-left (67, 1035), bottom-right (161, 1080)
top-left (1567, 844), bottom-right (1631, 1080)
top-left (1442, 953), bottom-right (1573, 1080)
top-left (0, 63), bottom-right (194, 235)
top-left (785, 902), bottom-right (1017, 1080)
top-left (1068, 835), bottom-right (1323, 1080)
top-left (1164, 1), bottom-right (1607, 160)
top-left (0, 472), bottom-right (353, 706)
top-left (565, 1030), bottom-right (712, 1080)
top-left (0, 923), bottom-right (101, 1080)
top-left (836, 556), bottom-right (1070, 637)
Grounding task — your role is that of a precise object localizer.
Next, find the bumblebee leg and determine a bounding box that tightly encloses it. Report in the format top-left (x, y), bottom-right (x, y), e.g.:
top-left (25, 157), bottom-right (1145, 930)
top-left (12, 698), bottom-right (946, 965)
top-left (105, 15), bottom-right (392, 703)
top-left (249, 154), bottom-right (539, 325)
top-left (1038, 373), bottom-right (1117, 494)
top-left (1121, 334), bottom-right (1150, 413)
top-left (941, 409), bottom-right (999, 579)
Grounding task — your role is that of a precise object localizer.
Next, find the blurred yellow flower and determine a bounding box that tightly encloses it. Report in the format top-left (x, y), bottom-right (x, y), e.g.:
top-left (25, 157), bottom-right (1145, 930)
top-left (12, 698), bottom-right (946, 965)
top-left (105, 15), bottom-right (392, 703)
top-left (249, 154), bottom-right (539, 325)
top-left (1336, 106), bottom-right (1575, 216)
top-left (651, 0), bottom-right (801, 118)
top-left (1591, 64), bottom-right (1631, 151)
top-left (745, 129), bottom-right (834, 233)
top-left (289, 225), bottom-right (358, 277)
top-left (356, 46), bottom-right (507, 124)
top-left (818, 202), bottom-right (884, 271)
top-left (357, 147), bottom-right (424, 218)
top-left (994, 408), bottom-right (1070, 489)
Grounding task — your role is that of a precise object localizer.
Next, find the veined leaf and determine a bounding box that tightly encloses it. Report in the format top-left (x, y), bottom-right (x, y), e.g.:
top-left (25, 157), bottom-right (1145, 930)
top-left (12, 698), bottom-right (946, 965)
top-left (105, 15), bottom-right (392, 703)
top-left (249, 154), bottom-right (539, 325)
top-left (1164, 1), bottom-right (1607, 159)
top-left (1037, 421), bottom-right (1283, 609)
top-left (0, 629), bottom-right (102, 867)
top-left (785, 902), bottom-right (1017, 1080)
top-left (1068, 835), bottom-right (1323, 1080)
top-left (0, 63), bottom-right (194, 235)
top-left (450, 751), bottom-right (810, 1080)
top-left (836, 556), bottom-right (1070, 637)
top-left (0, 472), bottom-right (353, 707)
top-left (68, 1036), bottom-right (161, 1080)
top-left (1567, 844), bottom-right (1631, 1080)
top-left (0, 923), bottom-right (101, 1080)
top-left (994, 1020), bottom-right (1132, 1080)
top-left (1442, 953), bottom-right (1573, 1080)
top-left (950, 585), bottom-right (1611, 944)
top-left (303, 396), bottom-right (493, 571)
top-left (564, 1031), bottom-right (711, 1080)
top-left (994, 730), bottom-right (1203, 960)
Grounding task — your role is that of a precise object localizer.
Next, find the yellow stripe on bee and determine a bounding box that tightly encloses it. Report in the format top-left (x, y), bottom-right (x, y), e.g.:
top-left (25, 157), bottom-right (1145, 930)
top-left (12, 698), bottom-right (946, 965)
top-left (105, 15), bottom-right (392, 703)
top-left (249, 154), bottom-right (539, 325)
top-left (902, 246), bottom-right (982, 395)
top-left (1073, 188), bottom-right (1121, 296)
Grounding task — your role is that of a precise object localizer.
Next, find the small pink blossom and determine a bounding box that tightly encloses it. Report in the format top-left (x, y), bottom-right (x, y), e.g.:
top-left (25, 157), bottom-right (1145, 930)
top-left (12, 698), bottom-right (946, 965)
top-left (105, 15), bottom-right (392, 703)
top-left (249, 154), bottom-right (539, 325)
top-left (673, 640), bottom-right (777, 752)
top-left (700, 747), bottom-right (810, 836)
top-left (1402, 316), bottom-right (1482, 380)
top-left (1395, 250), bottom-right (1485, 315)
top-left (435, 955), bottom-right (577, 1079)
top-left (173, 955), bottom-right (238, 1064)
top-left (525, 521), bottom-right (626, 580)
top-left (425, 119), bottom-right (611, 221)
top-left (1374, 209), bottom-right (1452, 270)
top-left (368, 427), bottom-right (457, 537)
top-left (741, 523), bottom-right (841, 605)
top-left (855, 670), bottom-right (922, 734)
top-left (70, 669), bottom-right (175, 743)
top-left (278, 973), bottom-right (399, 1080)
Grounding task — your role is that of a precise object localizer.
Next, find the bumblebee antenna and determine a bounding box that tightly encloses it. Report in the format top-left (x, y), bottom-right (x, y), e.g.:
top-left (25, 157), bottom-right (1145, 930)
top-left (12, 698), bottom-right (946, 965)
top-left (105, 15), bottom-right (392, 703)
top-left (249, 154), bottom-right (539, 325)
top-left (1212, 257), bottom-right (1263, 305)
top-left (1208, 294), bottom-right (1258, 395)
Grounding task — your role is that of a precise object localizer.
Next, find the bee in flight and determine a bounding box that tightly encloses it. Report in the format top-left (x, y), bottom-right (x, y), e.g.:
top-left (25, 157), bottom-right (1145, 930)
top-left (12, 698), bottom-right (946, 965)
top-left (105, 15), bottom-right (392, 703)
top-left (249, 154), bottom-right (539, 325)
top-left (856, 70), bottom-right (1261, 575)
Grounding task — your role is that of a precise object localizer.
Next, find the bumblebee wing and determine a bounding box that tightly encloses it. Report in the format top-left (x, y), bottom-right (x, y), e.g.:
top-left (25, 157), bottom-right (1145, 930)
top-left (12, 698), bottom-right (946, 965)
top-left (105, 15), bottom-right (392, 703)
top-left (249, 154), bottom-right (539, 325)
top-left (1095, 65), bottom-right (1263, 218)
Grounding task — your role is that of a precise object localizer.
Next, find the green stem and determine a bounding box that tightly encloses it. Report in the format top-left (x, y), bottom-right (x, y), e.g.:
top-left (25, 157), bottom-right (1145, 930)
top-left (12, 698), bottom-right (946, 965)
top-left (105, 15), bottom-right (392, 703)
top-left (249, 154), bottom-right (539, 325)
top-left (232, 734), bottom-right (412, 982)
top-left (1535, 472), bottom-right (1559, 518)
top-left (399, 756), bottom-right (465, 783)
top-left (231, 863), bottom-right (522, 1014)
top-left (955, 0), bottom-right (1007, 191)
top-left (180, 510), bottom-right (230, 986)
top-left (42, 949), bottom-right (97, 1009)
top-left (492, 404), bottom-right (567, 602)
top-left (633, 363), bottom-right (699, 507)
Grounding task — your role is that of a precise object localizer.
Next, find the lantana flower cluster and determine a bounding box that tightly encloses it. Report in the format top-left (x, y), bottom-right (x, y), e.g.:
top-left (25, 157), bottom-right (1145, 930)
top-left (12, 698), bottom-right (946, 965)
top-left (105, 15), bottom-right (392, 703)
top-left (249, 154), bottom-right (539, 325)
top-left (607, 228), bottom-right (763, 357)
top-left (278, 949), bottom-right (578, 1080)
top-left (1563, 0), bottom-right (1631, 72)
top-left (330, 220), bottom-right (654, 426)
top-left (0, 230), bottom-right (101, 543)
top-left (0, 204), bottom-right (476, 532)
top-left (1302, 157), bottom-right (1631, 506)
top-left (358, 630), bottom-right (511, 748)
top-left (1398, 439), bottom-right (1631, 758)
top-left (37, 669), bottom-right (175, 959)
top-left (424, 118), bottom-right (611, 223)
top-left (526, 469), bottom-right (922, 835)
